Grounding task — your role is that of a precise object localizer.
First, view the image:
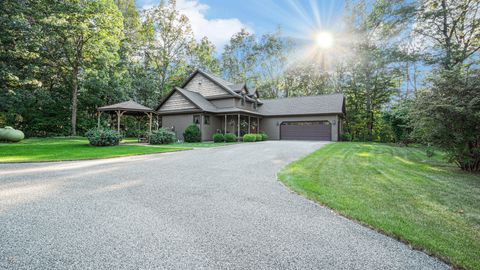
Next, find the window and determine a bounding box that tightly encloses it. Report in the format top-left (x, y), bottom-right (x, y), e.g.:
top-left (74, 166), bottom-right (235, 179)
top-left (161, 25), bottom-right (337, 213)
top-left (193, 115), bottom-right (200, 124)
top-left (241, 96), bottom-right (245, 106)
top-left (253, 101), bottom-right (257, 110)
top-left (204, 115), bottom-right (210, 125)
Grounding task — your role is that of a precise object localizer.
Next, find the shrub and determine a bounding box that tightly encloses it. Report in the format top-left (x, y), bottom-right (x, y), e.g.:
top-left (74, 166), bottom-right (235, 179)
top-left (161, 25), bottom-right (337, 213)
top-left (243, 133), bottom-right (256, 142)
top-left (224, 133), bottom-right (236, 142)
top-left (260, 132), bottom-right (268, 141)
top-left (340, 132), bottom-right (352, 141)
top-left (85, 128), bottom-right (121, 146)
top-left (255, 134), bottom-right (262, 141)
top-left (212, 133), bottom-right (224, 143)
top-left (183, 124), bottom-right (201, 142)
top-left (149, 128), bottom-right (176, 145)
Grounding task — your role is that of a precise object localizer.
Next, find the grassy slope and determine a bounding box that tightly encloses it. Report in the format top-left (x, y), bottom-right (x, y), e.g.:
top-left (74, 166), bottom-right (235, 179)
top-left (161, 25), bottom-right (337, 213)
top-left (278, 142), bottom-right (480, 270)
top-left (0, 138), bottom-right (189, 163)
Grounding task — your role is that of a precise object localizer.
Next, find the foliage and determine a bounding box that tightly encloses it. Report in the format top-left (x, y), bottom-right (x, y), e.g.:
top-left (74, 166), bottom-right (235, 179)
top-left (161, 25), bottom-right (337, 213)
top-left (383, 99), bottom-right (414, 145)
top-left (212, 133), bottom-right (224, 143)
top-left (0, 126), bottom-right (24, 142)
top-left (183, 124), bottom-right (201, 142)
top-left (243, 134), bottom-right (256, 142)
top-left (411, 68), bottom-right (480, 171)
top-left (149, 128), bottom-right (176, 144)
top-left (0, 137), bottom-right (186, 163)
top-left (224, 133), bottom-right (236, 142)
top-left (255, 134), bottom-right (262, 141)
top-left (340, 132), bottom-right (352, 142)
top-left (278, 142), bottom-right (480, 270)
top-left (260, 132), bottom-right (268, 141)
top-left (85, 128), bottom-right (122, 146)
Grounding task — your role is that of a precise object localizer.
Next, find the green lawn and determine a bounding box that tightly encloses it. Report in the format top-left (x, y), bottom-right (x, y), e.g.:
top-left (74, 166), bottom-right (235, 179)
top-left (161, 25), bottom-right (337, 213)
top-left (278, 142), bottom-right (480, 270)
top-left (0, 138), bottom-right (190, 163)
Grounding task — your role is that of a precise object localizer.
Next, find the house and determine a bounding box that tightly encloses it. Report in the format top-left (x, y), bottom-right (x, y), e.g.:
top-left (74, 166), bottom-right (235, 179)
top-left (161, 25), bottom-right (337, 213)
top-left (156, 70), bottom-right (345, 141)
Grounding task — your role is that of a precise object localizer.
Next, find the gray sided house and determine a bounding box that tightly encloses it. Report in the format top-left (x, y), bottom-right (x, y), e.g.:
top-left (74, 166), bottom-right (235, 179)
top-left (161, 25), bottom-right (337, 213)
top-left (156, 70), bottom-right (345, 141)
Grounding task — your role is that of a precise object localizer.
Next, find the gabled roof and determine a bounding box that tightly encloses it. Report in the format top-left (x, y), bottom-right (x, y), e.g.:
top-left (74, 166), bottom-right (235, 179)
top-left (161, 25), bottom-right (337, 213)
top-left (98, 100), bottom-right (154, 113)
top-left (156, 87), bottom-right (218, 112)
top-left (257, 93), bottom-right (344, 116)
top-left (181, 69), bottom-right (242, 98)
top-left (176, 88), bottom-right (218, 112)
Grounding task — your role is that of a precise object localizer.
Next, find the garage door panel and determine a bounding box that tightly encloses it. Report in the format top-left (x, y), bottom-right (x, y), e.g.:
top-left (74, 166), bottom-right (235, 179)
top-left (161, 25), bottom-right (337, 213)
top-left (280, 121), bottom-right (331, 141)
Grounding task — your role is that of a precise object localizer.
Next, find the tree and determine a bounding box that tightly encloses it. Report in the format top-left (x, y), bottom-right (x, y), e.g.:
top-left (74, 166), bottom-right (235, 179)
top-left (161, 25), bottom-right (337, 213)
top-left (188, 37), bottom-right (220, 75)
top-left (221, 29), bottom-right (258, 83)
top-left (412, 68), bottom-right (480, 171)
top-left (142, 0), bottom-right (194, 97)
top-left (383, 99), bottom-right (414, 145)
top-left (415, 0), bottom-right (480, 70)
top-left (40, 0), bottom-right (124, 135)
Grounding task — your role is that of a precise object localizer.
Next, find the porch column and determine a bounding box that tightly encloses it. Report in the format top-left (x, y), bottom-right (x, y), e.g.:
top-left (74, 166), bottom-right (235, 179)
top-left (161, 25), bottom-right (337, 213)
top-left (224, 114), bottom-right (227, 134)
top-left (248, 116), bottom-right (251, 133)
top-left (257, 117), bottom-right (260, 133)
top-left (237, 114), bottom-right (240, 138)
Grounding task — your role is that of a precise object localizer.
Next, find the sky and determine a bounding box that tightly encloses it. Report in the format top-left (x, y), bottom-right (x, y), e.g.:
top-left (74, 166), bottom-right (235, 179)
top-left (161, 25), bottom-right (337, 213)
top-left (136, 0), bottom-right (346, 50)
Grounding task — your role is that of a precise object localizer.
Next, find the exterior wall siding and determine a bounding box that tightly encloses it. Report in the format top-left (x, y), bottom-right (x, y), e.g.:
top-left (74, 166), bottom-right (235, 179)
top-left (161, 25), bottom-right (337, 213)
top-left (261, 115), bottom-right (340, 141)
top-left (162, 114), bottom-right (197, 141)
top-left (184, 73), bottom-right (229, 97)
top-left (159, 92), bottom-right (196, 112)
top-left (201, 114), bottom-right (222, 141)
top-left (210, 98), bottom-right (235, 108)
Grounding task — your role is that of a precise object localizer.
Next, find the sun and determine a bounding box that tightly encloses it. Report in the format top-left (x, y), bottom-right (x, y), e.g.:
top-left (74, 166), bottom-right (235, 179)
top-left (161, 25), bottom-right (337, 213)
top-left (315, 31), bottom-right (334, 49)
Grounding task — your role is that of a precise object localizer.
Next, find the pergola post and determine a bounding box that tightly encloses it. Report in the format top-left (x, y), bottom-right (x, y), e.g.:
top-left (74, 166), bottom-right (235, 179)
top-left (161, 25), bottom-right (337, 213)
top-left (248, 116), bottom-right (251, 133)
top-left (115, 110), bottom-right (125, 133)
top-left (224, 114), bottom-right (227, 134)
top-left (145, 112), bottom-right (152, 134)
top-left (97, 112), bottom-right (101, 128)
top-left (237, 114), bottom-right (240, 139)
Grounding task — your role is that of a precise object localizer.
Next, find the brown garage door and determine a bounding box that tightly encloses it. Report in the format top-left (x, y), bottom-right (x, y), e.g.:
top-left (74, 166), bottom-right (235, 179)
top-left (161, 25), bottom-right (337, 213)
top-left (280, 121), bottom-right (331, 141)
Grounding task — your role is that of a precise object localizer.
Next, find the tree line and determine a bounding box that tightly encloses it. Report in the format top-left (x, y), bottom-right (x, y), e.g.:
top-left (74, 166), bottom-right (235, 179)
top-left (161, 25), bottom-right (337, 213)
top-left (1, 0), bottom-right (479, 171)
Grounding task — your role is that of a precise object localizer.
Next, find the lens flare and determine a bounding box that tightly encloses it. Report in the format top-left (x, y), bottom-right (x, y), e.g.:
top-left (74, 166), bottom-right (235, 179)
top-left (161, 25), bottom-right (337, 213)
top-left (315, 31), bottom-right (334, 49)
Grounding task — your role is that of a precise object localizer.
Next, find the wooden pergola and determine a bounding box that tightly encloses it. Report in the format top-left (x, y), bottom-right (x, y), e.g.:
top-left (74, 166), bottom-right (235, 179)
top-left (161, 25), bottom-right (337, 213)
top-left (97, 100), bottom-right (155, 133)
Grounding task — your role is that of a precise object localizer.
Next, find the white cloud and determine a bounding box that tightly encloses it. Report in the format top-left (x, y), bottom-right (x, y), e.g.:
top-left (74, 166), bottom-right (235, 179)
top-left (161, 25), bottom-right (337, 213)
top-left (139, 0), bottom-right (251, 50)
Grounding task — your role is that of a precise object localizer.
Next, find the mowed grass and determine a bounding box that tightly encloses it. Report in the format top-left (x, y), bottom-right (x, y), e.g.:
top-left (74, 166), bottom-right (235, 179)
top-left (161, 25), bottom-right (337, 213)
top-left (278, 142), bottom-right (480, 270)
top-left (0, 138), bottom-right (189, 163)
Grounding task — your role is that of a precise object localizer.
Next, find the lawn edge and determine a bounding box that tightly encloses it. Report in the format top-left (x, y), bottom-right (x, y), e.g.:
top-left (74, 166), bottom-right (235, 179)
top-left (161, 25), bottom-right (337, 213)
top-left (275, 160), bottom-right (459, 270)
top-left (0, 147), bottom-right (191, 164)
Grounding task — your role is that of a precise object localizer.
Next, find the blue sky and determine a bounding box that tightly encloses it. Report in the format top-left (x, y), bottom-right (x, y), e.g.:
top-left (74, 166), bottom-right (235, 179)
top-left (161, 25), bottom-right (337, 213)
top-left (136, 0), bottom-right (346, 50)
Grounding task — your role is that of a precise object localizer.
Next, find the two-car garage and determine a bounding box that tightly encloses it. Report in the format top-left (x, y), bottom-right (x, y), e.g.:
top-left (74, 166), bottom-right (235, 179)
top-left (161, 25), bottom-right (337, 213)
top-left (280, 121), bottom-right (332, 141)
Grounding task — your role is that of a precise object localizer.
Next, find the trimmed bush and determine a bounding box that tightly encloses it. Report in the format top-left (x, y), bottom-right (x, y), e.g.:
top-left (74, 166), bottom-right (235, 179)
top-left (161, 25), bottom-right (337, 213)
top-left (183, 124), bottom-right (201, 142)
top-left (85, 128), bottom-right (121, 146)
top-left (255, 134), bottom-right (262, 141)
top-left (340, 132), bottom-right (352, 141)
top-left (224, 133), bottom-right (236, 142)
top-left (213, 133), bottom-right (224, 143)
top-left (260, 132), bottom-right (268, 141)
top-left (243, 133), bottom-right (256, 142)
top-left (0, 126), bottom-right (24, 142)
top-left (149, 128), bottom-right (176, 144)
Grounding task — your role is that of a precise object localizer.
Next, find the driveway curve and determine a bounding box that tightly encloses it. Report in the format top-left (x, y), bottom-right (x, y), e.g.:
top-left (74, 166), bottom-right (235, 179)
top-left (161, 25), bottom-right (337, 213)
top-left (0, 141), bottom-right (449, 269)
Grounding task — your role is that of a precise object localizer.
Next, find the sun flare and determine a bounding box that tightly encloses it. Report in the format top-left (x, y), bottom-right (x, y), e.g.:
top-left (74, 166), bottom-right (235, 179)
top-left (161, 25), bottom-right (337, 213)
top-left (315, 31), bottom-right (334, 49)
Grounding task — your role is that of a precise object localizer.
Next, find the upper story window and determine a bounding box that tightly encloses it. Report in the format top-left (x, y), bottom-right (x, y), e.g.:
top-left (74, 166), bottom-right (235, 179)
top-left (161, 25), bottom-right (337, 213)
top-left (204, 115), bottom-right (210, 125)
top-left (193, 115), bottom-right (200, 124)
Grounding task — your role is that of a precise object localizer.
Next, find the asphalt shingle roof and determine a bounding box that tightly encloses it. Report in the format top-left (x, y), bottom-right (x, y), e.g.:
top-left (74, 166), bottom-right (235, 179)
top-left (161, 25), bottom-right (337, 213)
top-left (257, 93), bottom-right (344, 116)
top-left (98, 100), bottom-right (154, 112)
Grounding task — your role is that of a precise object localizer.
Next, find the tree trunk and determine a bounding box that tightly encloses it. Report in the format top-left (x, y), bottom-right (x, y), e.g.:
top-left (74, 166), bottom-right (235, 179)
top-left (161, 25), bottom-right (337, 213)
top-left (71, 66), bottom-right (79, 136)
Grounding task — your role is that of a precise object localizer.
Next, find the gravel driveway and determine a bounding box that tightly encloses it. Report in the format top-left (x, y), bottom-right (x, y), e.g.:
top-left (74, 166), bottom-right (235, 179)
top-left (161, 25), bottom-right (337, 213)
top-left (0, 141), bottom-right (449, 269)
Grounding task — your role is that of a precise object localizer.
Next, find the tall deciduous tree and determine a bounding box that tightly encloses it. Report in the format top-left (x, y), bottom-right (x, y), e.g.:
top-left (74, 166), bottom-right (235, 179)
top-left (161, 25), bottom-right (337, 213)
top-left (41, 0), bottom-right (124, 135)
top-left (221, 29), bottom-right (258, 83)
top-left (188, 37), bottom-right (220, 75)
top-left (142, 0), bottom-right (193, 97)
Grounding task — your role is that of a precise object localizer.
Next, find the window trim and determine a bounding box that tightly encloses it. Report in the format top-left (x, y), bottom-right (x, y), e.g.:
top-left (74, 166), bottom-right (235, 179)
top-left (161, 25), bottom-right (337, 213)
top-left (204, 115), bottom-right (210, 125)
top-left (193, 114), bottom-right (200, 125)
